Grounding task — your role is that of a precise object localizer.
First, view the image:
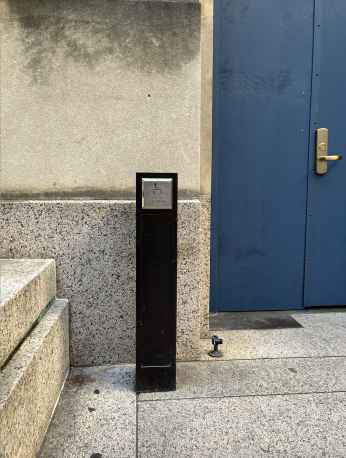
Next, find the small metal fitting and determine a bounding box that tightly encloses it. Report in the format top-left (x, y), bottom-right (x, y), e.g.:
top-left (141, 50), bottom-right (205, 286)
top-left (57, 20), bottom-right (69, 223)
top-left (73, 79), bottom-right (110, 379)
top-left (208, 335), bottom-right (223, 357)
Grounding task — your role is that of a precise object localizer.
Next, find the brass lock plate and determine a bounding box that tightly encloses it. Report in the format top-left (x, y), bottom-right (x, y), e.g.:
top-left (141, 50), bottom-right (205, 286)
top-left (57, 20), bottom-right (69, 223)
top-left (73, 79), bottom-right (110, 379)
top-left (316, 128), bottom-right (328, 174)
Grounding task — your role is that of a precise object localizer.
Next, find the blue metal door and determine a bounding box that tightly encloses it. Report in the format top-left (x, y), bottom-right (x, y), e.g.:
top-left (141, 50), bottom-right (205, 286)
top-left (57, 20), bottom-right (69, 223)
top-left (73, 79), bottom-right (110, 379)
top-left (211, 0), bottom-right (345, 312)
top-left (304, 0), bottom-right (346, 306)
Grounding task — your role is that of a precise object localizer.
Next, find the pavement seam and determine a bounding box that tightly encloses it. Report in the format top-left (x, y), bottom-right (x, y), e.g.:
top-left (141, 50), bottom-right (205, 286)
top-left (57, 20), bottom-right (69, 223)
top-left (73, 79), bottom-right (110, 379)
top-left (67, 355), bottom-right (346, 370)
top-left (177, 355), bottom-right (346, 363)
top-left (137, 390), bottom-right (346, 403)
top-left (70, 362), bottom-right (135, 368)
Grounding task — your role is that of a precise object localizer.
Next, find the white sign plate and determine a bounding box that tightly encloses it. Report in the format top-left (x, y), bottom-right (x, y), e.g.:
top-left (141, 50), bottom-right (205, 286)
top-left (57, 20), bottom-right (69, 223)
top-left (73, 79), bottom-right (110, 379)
top-left (142, 178), bottom-right (173, 209)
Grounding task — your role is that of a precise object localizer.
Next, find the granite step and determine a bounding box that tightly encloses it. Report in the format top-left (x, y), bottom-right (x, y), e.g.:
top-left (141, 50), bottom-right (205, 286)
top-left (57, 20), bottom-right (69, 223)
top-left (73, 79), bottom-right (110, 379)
top-left (0, 259), bottom-right (56, 367)
top-left (0, 298), bottom-right (69, 458)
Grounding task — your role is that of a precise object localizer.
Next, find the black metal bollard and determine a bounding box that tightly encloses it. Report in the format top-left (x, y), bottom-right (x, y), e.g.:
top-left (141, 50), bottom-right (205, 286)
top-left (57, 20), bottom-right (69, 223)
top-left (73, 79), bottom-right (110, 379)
top-left (136, 173), bottom-right (177, 392)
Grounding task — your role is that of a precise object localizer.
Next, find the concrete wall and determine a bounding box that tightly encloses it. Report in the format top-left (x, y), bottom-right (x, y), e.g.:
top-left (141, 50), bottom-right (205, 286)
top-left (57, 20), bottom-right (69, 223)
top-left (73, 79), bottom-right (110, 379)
top-left (199, 0), bottom-right (213, 334)
top-left (200, 0), bottom-right (213, 197)
top-left (1, 0), bottom-right (201, 199)
top-left (1, 0), bottom-right (213, 362)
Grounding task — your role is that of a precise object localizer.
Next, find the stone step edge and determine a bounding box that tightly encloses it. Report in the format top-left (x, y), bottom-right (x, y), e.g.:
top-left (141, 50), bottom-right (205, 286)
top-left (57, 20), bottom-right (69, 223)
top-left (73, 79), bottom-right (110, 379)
top-left (0, 298), bottom-right (68, 407)
top-left (0, 298), bottom-right (69, 458)
top-left (0, 259), bottom-right (57, 367)
top-left (1, 296), bottom-right (57, 372)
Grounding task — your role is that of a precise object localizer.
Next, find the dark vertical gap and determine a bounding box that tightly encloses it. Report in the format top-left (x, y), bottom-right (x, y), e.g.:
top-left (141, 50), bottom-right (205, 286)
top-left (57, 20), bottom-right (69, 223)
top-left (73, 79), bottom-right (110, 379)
top-left (136, 393), bottom-right (139, 458)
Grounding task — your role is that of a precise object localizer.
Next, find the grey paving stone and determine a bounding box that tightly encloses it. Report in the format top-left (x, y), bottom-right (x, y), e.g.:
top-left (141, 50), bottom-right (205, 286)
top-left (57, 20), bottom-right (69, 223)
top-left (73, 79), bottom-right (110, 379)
top-left (37, 364), bottom-right (136, 458)
top-left (200, 312), bottom-right (346, 360)
top-left (138, 392), bottom-right (346, 457)
top-left (290, 312), bottom-right (346, 327)
top-left (300, 307), bottom-right (346, 314)
top-left (292, 313), bottom-right (346, 352)
top-left (139, 357), bottom-right (346, 401)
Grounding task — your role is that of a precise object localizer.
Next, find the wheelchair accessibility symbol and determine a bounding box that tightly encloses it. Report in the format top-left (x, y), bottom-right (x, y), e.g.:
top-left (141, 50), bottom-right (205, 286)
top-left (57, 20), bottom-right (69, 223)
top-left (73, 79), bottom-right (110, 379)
top-left (153, 183), bottom-right (163, 197)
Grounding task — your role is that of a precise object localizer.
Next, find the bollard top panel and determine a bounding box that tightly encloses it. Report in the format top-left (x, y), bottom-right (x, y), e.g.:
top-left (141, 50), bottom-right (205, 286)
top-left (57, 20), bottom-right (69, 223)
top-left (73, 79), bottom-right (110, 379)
top-left (142, 178), bottom-right (173, 210)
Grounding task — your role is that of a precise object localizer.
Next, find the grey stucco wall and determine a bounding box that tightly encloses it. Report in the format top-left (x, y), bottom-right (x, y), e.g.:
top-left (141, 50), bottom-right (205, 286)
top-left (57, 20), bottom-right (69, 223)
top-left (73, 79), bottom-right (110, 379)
top-left (1, 0), bottom-right (201, 199)
top-left (199, 0), bottom-right (213, 333)
top-left (200, 0), bottom-right (213, 197)
top-left (0, 0), bottom-right (211, 359)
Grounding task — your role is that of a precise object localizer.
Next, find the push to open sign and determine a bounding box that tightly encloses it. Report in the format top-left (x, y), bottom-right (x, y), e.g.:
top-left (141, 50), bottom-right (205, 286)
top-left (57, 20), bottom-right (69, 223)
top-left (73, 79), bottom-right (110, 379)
top-left (141, 178), bottom-right (173, 209)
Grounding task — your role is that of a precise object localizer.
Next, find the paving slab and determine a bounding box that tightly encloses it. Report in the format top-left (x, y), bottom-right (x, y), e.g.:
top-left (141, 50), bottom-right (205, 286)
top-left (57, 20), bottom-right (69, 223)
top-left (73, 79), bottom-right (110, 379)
top-left (290, 312), bottom-right (346, 329)
top-left (139, 356), bottom-right (346, 401)
top-left (138, 392), bottom-right (346, 457)
top-left (200, 312), bottom-right (346, 360)
top-left (296, 307), bottom-right (346, 314)
top-left (291, 313), bottom-right (346, 353)
top-left (37, 364), bottom-right (136, 458)
top-left (0, 259), bottom-right (56, 366)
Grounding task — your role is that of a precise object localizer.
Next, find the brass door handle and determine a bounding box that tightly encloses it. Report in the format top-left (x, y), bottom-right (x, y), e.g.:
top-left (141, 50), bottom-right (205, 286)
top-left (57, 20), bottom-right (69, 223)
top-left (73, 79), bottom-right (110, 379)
top-left (320, 155), bottom-right (342, 161)
top-left (315, 128), bottom-right (342, 174)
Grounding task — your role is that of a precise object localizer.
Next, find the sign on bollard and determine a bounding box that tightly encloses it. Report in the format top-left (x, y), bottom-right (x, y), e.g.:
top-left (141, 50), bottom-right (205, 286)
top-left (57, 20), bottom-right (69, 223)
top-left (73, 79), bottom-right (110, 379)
top-left (136, 173), bottom-right (177, 392)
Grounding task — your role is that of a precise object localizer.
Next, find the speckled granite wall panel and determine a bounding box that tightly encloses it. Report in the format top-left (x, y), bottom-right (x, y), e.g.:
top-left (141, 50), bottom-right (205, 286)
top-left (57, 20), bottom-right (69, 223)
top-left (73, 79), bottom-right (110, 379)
top-left (0, 201), bottom-right (136, 366)
top-left (199, 196), bottom-right (211, 337)
top-left (0, 299), bottom-right (69, 458)
top-left (0, 259), bottom-right (56, 367)
top-left (177, 201), bottom-right (200, 360)
top-left (0, 200), bottom-right (201, 364)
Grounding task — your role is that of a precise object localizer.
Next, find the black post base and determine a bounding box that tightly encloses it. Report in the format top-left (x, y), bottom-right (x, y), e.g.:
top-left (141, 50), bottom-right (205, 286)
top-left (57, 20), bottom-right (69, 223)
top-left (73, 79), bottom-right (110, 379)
top-left (136, 366), bottom-right (176, 393)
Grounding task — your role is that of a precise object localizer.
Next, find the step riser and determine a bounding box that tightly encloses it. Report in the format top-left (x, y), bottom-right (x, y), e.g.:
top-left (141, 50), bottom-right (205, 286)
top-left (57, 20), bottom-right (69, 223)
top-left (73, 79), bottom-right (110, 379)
top-left (1, 259), bottom-right (56, 367)
top-left (1, 299), bottom-right (69, 458)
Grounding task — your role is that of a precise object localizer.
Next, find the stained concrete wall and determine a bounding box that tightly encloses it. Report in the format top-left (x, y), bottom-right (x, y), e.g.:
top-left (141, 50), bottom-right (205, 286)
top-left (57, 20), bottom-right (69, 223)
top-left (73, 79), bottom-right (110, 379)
top-left (1, 0), bottom-right (201, 199)
top-left (200, 0), bottom-right (213, 197)
top-left (0, 0), bottom-right (213, 362)
top-left (199, 0), bottom-right (213, 335)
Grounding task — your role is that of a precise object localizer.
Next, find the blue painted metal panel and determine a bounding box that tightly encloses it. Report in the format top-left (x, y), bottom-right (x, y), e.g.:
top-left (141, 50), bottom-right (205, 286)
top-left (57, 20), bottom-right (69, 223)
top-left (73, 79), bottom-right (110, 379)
top-left (211, 0), bottom-right (314, 312)
top-left (304, 0), bottom-right (346, 306)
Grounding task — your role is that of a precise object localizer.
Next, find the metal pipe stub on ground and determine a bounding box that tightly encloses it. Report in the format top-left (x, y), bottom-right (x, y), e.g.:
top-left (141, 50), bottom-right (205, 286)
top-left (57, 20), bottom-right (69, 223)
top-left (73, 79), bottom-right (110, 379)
top-left (136, 172), bottom-right (177, 392)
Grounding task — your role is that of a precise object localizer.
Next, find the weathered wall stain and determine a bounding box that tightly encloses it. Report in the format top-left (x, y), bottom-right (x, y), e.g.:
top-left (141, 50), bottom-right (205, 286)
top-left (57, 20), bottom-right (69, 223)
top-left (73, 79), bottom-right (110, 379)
top-left (0, 185), bottom-right (198, 201)
top-left (217, 230), bottom-right (232, 256)
top-left (218, 231), bottom-right (264, 259)
top-left (239, 5), bottom-right (249, 17)
top-left (222, 0), bottom-right (249, 24)
top-left (220, 60), bottom-right (293, 95)
top-left (3, 0), bottom-right (201, 84)
top-left (235, 245), bottom-right (264, 261)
